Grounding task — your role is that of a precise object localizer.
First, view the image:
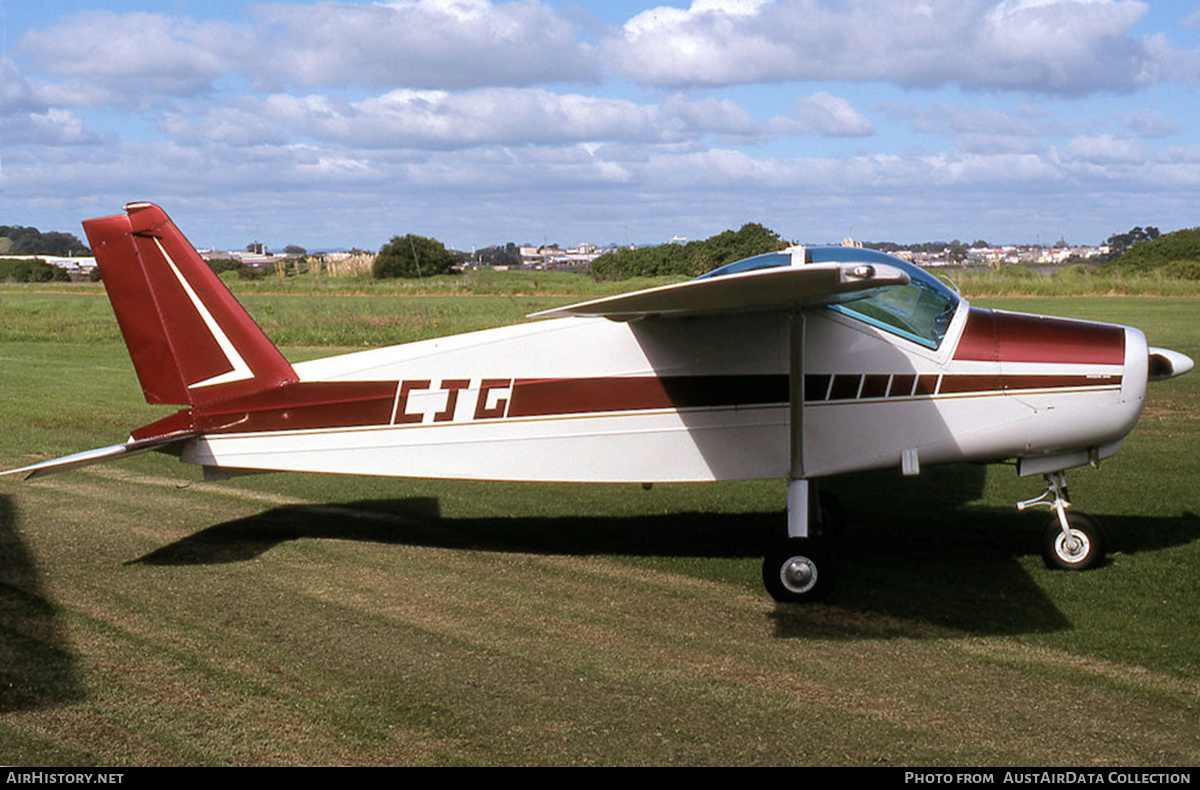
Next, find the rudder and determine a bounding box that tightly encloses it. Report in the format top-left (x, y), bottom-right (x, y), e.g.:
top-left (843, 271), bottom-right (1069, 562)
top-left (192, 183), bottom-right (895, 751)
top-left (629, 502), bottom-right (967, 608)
top-left (84, 202), bottom-right (297, 406)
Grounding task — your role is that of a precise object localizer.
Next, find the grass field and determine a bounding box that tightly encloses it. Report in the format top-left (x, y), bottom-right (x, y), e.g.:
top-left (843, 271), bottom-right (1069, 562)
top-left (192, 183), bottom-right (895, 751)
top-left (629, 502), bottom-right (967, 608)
top-left (1, 281), bottom-right (1198, 766)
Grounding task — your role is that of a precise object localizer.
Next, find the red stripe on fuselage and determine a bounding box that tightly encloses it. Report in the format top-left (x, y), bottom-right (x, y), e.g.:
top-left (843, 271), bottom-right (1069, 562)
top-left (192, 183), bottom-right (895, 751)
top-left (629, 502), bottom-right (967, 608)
top-left (195, 381), bottom-right (397, 434)
top-left (954, 308), bottom-right (1125, 365)
top-left (506, 375), bottom-right (788, 418)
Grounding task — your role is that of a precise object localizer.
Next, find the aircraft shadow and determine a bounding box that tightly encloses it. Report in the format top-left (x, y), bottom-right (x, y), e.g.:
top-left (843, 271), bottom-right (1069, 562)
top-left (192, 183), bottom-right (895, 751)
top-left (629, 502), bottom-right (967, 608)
top-left (128, 468), bottom-right (1199, 638)
top-left (0, 495), bottom-right (86, 712)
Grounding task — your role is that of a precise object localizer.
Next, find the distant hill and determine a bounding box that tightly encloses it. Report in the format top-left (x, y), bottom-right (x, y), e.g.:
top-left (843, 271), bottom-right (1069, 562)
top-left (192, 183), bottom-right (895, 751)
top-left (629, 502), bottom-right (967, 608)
top-left (0, 225), bottom-right (90, 257)
top-left (1108, 227), bottom-right (1200, 278)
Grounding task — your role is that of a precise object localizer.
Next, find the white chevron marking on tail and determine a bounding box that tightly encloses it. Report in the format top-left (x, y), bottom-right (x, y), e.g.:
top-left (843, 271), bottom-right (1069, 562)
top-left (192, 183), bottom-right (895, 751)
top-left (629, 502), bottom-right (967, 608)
top-left (155, 238), bottom-right (254, 389)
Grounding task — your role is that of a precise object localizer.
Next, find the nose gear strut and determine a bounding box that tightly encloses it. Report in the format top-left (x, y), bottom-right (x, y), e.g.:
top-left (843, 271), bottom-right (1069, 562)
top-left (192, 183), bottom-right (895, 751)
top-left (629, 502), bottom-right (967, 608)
top-left (1018, 471), bottom-right (1107, 570)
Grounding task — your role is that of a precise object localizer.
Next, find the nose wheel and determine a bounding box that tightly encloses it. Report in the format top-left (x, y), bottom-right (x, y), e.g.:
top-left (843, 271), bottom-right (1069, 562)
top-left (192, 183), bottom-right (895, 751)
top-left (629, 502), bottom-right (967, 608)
top-left (1042, 512), bottom-right (1106, 570)
top-left (1019, 471), bottom-right (1108, 571)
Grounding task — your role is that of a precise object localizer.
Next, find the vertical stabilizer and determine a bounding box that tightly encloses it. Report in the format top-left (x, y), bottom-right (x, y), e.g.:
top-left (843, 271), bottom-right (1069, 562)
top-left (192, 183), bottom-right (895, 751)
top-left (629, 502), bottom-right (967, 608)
top-left (83, 202), bottom-right (297, 406)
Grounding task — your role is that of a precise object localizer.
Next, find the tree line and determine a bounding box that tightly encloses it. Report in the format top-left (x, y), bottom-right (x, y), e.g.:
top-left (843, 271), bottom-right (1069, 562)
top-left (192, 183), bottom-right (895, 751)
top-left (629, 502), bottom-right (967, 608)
top-left (0, 225), bottom-right (89, 257)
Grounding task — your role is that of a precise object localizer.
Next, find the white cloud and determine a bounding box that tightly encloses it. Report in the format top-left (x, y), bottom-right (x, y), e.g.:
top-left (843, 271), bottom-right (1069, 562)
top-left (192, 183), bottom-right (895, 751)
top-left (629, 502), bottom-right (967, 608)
top-left (1121, 109), bottom-right (1180, 138)
top-left (190, 88), bottom-right (797, 150)
top-left (882, 100), bottom-right (1057, 153)
top-left (17, 11), bottom-right (249, 106)
top-left (793, 92), bottom-right (874, 137)
top-left (604, 0), bottom-right (1185, 95)
top-left (159, 106), bottom-right (288, 147)
top-left (15, 1), bottom-right (598, 108)
top-left (1064, 134), bottom-right (1145, 163)
top-left (250, 0), bottom-right (599, 90)
top-left (257, 89), bottom-right (671, 148)
top-left (662, 94), bottom-right (762, 136)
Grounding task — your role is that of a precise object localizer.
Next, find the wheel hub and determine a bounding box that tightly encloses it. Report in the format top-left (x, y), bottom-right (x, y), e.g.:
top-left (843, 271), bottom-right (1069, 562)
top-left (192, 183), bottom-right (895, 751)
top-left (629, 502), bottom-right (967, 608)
top-left (1056, 529), bottom-right (1089, 562)
top-left (781, 556), bottom-right (817, 594)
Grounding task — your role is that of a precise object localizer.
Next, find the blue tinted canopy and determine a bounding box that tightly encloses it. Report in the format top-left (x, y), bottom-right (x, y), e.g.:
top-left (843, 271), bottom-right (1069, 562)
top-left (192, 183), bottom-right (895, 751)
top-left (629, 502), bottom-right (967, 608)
top-left (696, 246), bottom-right (961, 349)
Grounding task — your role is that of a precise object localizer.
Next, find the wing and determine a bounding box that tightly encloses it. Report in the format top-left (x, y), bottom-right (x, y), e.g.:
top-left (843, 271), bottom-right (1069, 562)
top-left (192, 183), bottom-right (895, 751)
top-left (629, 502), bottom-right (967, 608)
top-left (527, 262), bottom-right (911, 321)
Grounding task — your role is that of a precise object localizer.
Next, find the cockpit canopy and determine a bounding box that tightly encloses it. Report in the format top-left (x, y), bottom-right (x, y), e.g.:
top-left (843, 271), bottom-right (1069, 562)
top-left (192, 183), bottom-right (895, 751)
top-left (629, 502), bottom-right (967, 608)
top-left (696, 246), bottom-right (961, 349)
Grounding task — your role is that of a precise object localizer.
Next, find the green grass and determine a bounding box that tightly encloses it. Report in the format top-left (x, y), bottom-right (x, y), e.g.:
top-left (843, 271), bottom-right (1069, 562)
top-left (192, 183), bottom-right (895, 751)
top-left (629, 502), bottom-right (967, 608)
top-left (1, 284), bottom-right (1199, 765)
top-left (951, 265), bottom-right (1200, 297)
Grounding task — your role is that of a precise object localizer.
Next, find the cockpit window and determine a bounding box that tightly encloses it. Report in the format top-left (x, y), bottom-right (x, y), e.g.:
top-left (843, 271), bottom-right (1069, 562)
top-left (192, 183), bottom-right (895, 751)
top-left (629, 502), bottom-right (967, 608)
top-left (815, 249), bottom-right (959, 349)
top-left (693, 246), bottom-right (960, 349)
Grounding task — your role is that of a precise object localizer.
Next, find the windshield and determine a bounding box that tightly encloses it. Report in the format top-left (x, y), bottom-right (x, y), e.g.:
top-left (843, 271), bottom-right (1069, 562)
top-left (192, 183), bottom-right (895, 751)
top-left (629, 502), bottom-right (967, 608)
top-left (695, 246), bottom-right (960, 349)
top-left (817, 249), bottom-right (959, 349)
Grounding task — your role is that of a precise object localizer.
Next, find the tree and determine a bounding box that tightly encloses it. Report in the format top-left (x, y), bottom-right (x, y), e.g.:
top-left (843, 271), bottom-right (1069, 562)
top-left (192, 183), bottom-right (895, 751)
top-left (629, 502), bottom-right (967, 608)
top-left (373, 234), bottom-right (458, 279)
top-left (0, 258), bottom-right (71, 283)
top-left (0, 225), bottom-right (89, 256)
top-left (476, 243), bottom-right (521, 268)
top-left (590, 222), bottom-right (789, 280)
top-left (1105, 226), bottom-right (1160, 258)
top-left (946, 240), bottom-right (968, 264)
top-left (1106, 227), bottom-right (1200, 276)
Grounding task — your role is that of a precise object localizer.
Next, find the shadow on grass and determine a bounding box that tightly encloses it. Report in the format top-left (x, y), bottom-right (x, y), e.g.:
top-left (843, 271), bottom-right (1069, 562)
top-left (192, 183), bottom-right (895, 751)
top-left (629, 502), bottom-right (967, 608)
top-left (128, 467), bottom-right (1200, 639)
top-left (0, 495), bottom-right (85, 712)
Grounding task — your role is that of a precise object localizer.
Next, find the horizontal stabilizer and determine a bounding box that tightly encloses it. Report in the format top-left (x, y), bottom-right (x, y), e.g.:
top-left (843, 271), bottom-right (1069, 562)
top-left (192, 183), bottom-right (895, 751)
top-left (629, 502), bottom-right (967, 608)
top-left (1, 433), bottom-right (197, 481)
top-left (528, 262), bottom-right (910, 321)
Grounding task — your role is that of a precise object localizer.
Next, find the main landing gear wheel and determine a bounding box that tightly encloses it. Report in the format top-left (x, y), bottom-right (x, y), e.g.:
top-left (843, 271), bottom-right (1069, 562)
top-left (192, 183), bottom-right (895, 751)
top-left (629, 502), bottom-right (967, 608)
top-left (762, 539), bottom-right (835, 603)
top-left (1042, 512), bottom-right (1107, 571)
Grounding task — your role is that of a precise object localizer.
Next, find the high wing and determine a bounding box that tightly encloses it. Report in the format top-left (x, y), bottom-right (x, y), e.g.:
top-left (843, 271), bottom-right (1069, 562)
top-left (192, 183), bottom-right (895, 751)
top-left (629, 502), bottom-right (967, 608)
top-left (527, 256), bottom-right (911, 321)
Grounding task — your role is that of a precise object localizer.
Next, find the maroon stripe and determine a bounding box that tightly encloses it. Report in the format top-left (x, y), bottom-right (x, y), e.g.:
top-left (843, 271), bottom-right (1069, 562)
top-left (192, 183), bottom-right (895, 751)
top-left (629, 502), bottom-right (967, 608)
top-left (861, 374), bottom-right (890, 399)
top-left (888, 374), bottom-right (916, 398)
top-left (1000, 374), bottom-right (1122, 391)
top-left (197, 381), bottom-right (397, 434)
top-left (938, 374), bottom-right (1122, 394)
top-left (507, 375), bottom-right (788, 417)
top-left (938, 374), bottom-right (1003, 394)
top-left (955, 308), bottom-right (1125, 365)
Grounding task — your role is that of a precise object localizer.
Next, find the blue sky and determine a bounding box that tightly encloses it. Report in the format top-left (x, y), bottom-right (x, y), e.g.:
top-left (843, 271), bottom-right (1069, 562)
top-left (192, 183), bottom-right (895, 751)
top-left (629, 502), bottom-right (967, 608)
top-left (3, 0), bottom-right (1200, 252)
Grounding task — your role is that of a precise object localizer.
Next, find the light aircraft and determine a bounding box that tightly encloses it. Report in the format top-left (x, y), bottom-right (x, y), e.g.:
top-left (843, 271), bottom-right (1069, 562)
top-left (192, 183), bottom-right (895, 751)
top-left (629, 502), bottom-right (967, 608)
top-left (3, 203), bottom-right (1193, 602)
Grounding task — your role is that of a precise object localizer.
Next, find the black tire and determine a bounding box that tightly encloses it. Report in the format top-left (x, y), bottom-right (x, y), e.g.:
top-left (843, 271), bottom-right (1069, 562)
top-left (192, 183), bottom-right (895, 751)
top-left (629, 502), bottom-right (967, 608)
top-left (1042, 512), bottom-right (1107, 570)
top-left (762, 539), bottom-right (835, 602)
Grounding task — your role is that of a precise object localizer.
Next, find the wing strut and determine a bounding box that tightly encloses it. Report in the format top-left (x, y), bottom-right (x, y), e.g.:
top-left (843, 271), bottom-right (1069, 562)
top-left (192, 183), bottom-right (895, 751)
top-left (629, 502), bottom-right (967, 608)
top-left (787, 312), bottom-right (809, 539)
top-left (761, 311), bottom-right (836, 602)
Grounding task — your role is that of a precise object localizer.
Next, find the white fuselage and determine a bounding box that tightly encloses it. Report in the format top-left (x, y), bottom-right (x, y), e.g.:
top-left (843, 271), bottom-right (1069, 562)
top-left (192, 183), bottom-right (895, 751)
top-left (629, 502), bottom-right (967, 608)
top-left (178, 299), bottom-right (1146, 484)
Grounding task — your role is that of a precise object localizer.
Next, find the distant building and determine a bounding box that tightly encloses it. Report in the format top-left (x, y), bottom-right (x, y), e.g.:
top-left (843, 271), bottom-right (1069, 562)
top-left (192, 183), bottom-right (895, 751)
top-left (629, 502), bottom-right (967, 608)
top-left (1, 254), bottom-right (98, 277)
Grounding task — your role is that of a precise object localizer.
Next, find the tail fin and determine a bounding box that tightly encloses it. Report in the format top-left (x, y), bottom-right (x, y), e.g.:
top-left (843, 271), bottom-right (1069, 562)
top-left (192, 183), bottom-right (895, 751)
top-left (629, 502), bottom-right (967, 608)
top-left (84, 202), bottom-right (297, 406)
